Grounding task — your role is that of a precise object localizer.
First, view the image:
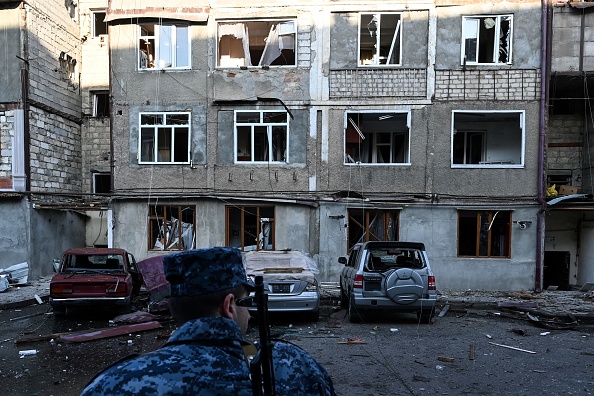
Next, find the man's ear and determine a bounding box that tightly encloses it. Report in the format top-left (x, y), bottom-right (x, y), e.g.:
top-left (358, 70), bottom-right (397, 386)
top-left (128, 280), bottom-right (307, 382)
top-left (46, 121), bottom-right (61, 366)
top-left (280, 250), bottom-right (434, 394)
top-left (221, 293), bottom-right (235, 320)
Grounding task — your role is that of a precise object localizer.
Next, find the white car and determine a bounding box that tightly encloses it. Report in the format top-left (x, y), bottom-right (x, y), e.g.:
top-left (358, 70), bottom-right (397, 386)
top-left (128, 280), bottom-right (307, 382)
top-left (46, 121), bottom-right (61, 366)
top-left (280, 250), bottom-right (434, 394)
top-left (243, 250), bottom-right (320, 321)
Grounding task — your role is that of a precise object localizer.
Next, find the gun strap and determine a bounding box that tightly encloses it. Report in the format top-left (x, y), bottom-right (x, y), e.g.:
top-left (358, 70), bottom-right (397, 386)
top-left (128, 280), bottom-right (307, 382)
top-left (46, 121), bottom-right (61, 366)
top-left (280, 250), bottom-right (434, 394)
top-left (241, 342), bottom-right (259, 365)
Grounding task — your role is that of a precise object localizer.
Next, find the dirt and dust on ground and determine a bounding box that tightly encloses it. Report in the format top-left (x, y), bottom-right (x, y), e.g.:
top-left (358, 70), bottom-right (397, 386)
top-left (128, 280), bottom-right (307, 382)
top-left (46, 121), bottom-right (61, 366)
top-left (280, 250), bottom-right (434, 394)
top-left (2, 280), bottom-right (594, 395)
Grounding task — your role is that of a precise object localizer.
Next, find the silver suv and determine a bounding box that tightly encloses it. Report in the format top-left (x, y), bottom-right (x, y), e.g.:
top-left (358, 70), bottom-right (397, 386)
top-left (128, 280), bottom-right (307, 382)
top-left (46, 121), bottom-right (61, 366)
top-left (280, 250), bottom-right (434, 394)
top-left (339, 241), bottom-right (437, 323)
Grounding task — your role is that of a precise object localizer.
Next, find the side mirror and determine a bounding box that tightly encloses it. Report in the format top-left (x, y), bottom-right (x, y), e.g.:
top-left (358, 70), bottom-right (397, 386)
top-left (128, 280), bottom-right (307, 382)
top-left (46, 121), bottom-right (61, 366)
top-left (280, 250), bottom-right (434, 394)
top-left (52, 259), bottom-right (60, 272)
top-left (338, 257), bottom-right (347, 265)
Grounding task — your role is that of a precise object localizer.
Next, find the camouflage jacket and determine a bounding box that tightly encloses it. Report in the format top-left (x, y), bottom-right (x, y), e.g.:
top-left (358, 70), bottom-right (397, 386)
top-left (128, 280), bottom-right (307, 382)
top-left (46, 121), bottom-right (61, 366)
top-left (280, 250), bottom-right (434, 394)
top-left (81, 316), bottom-right (335, 396)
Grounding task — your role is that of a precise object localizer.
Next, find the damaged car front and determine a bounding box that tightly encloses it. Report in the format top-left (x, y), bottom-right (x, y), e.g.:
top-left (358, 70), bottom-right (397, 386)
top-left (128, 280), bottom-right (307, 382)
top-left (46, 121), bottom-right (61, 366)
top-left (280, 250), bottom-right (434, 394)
top-left (244, 250), bottom-right (320, 321)
top-left (49, 248), bottom-right (143, 315)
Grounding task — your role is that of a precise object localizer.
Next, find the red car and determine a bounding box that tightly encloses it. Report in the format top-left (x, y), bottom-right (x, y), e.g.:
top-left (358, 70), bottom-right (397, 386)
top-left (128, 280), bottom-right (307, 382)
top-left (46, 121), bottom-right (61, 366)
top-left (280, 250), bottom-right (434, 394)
top-left (49, 248), bottom-right (143, 315)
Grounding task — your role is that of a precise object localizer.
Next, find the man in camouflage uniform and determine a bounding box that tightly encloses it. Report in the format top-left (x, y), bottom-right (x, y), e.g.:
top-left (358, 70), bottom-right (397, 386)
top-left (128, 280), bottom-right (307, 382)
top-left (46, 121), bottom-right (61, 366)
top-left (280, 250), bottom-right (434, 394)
top-left (81, 247), bottom-right (335, 396)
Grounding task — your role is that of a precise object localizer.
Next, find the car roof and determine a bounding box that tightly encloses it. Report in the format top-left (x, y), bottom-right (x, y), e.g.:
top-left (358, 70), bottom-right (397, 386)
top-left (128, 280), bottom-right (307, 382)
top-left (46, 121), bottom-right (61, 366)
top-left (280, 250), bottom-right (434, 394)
top-left (356, 241), bottom-right (426, 251)
top-left (62, 248), bottom-right (128, 255)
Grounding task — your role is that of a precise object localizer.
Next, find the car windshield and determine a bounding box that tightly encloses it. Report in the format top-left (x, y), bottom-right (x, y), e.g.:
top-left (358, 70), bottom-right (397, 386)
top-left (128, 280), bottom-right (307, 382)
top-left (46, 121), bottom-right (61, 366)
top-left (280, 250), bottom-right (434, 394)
top-left (63, 254), bottom-right (125, 272)
top-left (366, 248), bottom-right (425, 271)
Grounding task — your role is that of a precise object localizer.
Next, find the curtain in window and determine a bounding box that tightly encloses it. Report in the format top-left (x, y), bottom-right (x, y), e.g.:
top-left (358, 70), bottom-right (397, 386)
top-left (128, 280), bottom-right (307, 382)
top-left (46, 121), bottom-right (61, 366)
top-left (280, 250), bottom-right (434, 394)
top-left (259, 24), bottom-right (281, 66)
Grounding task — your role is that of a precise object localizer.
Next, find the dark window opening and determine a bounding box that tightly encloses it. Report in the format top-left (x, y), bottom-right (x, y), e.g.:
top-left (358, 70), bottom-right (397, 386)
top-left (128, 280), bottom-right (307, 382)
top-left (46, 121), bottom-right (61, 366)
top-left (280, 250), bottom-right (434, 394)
top-left (226, 206), bottom-right (275, 251)
top-left (458, 210), bottom-right (511, 258)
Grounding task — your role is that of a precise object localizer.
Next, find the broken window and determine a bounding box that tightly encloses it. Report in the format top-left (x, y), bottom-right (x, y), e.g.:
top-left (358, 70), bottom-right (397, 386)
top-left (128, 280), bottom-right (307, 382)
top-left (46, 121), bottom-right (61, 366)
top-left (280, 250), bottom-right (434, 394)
top-left (92, 173), bottom-right (111, 194)
top-left (359, 13), bottom-right (401, 66)
top-left (458, 210), bottom-right (511, 258)
top-left (217, 20), bottom-right (296, 67)
top-left (139, 112), bottom-right (190, 164)
top-left (138, 23), bottom-right (190, 70)
top-left (91, 91), bottom-right (109, 117)
top-left (226, 206), bottom-right (275, 251)
top-left (462, 15), bottom-right (512, 65)
top-left (452, 111), bottom-right (524, 167)
top-left (235, 111), bottom-right (288, 163)
top-left (92, 11), bottom-right (107, 37)
top-left (148, 205), bottom-right (196, 251)
top-left (344, 112), bottom-right (410, 164)
top-left (348, 209), bottom-right (399, 251)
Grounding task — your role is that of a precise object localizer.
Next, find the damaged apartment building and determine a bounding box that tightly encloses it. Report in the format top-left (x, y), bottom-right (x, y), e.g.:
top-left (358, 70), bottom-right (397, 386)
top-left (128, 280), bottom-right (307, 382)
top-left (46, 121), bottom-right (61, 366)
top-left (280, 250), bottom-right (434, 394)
top-left (1, 0), bottom-right (593, 291)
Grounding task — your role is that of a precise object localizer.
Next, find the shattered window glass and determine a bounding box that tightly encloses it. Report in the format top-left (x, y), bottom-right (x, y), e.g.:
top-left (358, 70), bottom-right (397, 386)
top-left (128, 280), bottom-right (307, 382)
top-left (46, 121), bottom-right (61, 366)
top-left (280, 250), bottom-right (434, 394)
top-left (138, 23), bottom-right (190, 70)
top-left (458, 211), bottom-right (511, 258)
top-left (148, 205), bottom-right (196, 251)
top-left (462, 15), bottom-right (513, 65)
top-left (217, 20), bottom-right (296, 67)
top-left (359, 13), bottom-right (402, 66)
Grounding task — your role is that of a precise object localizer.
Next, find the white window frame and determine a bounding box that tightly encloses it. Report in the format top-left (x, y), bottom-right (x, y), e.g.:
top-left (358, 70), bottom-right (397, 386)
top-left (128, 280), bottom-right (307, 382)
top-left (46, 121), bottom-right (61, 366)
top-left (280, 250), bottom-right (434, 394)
top-left (91, 91), bottom-right (109, 117)
top-left (217, 19), bottom-right (297, 68)
top-left (234, 111), bottom-right (289, 163)
top-left (138, 112), bottom-right (191, 164)
top-left (451, 110), bottom-right (525, 168)
top-left (461, 15), bottom-right (513, 65)
top-left (91, 10), bottom-right (107, 37)
top-left (138, 23), bottom-right (191, 71)
top-left (343, 111), bottom-right (411, 166)
top-left (358, 13), bottom-right (402, 67)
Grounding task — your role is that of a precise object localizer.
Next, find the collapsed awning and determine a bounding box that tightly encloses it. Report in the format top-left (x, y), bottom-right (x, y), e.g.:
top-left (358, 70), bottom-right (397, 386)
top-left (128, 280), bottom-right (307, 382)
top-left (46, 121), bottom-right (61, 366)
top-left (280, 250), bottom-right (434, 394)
top-left (105, 0), bottom-right (210, 23)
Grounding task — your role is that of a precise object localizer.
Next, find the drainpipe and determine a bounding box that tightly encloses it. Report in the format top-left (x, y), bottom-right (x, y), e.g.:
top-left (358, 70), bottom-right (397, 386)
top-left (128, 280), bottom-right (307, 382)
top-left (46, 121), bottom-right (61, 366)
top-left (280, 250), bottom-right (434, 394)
top-left (536, 0), bottom-right (551, 293)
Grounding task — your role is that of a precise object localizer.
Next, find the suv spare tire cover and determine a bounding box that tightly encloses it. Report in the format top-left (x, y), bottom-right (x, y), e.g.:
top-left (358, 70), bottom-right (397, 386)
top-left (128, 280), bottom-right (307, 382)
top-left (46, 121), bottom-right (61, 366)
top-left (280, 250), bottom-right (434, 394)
top-left (385, 268), bottom-right (424, 304)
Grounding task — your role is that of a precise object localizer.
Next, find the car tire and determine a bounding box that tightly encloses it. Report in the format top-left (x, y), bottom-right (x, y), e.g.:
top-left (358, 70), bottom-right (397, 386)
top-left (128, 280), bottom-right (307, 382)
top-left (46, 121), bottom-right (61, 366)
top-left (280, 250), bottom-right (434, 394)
top-left (340, 286), bottom-right (349, 308)
top-left (418, 307), bottom-right (435, 324)
top-left (348, 295), bottom-right (362, 323)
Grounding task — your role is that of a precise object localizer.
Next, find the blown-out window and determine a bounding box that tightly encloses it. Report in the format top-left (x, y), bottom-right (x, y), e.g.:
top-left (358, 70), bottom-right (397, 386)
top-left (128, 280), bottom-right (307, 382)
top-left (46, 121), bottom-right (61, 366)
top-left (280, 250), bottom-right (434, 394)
top-left (451, 111), bottom-right (524, 167)
top-left (148, 205), bottom-right (196, 251)
top-left (217, 20), bottom-right (296, 67)
top-left (138, 23), bottom-right (190, 70)
top-left (235, 111), bottom-right (289, 163)
top-left (458, 210), bottom-right (511, 258)
top-left (345, 112), bottom-right (410, 165)
top-left (348, 209), bottom-right (399, 251)
top-left (139, 112), bottom-right (190, 164)
top-left (462, 15), bottom-right (512, 65)
top-left (359, 13), bottom-right (402, 66)
top-left (226, 206), bottom-right (275, 251)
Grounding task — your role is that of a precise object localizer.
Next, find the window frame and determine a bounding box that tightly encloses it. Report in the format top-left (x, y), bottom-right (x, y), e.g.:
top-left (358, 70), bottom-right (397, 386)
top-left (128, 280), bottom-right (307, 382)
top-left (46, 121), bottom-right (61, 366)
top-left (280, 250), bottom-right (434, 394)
top-left (91, 10), bottom-right (108, 37)
top-left (148, 204), bottom-right (196, 251)
top-left (216, 19), bottom-right (297, 68)
top-left (451, 110), bottom-right (525, 168)
top-left (457, 210), bottom-right (511, 258)
top-left (344, 111), bottom-right (411, 165)
top-left (138, 111), bottom-right (191, 165)
top-left (92, 172), bottom-right (111, 194)
top-left (91, 91), bottom-right (109, 117)
top-left (358, 13), bottom-right (402, 67)
top-left (225, 205), bottom-right (275, 251)
top-left (461, 15), bottom-right (513, 65)
top-left (234, 110), bottom-right (289, 164)
top-left (347, 209), bottom-right (399, 251)
top-left (138, 23), bottom-right (191, 71)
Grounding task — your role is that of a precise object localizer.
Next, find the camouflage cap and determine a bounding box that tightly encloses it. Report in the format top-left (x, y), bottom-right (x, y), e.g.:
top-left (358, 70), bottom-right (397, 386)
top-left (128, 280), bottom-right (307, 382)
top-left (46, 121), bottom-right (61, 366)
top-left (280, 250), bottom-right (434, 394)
top-left (164, 247), bottom-right (254, 297)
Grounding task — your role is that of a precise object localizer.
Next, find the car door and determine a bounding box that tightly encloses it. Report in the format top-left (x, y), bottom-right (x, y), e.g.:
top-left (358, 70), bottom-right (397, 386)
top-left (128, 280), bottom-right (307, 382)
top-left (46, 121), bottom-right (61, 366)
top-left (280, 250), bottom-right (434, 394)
top-left (343, 245), bottom-right (360, 295)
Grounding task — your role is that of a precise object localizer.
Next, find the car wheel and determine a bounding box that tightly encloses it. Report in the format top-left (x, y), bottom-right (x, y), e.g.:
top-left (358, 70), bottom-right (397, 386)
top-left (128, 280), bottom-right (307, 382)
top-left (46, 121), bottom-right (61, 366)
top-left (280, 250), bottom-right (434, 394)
top-left (418, 307), bottom-right (435, 324)
top-left (340, 286), bottom-right (349, 308)
top-left (348, 294), bottom-right (362, 323)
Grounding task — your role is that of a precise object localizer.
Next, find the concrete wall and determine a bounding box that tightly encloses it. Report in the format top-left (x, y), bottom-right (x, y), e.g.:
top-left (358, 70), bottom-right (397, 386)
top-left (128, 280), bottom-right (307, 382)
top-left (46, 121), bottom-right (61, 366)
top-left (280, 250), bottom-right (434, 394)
top-left (435, 1), bottom-right (541, 70)
top-left (29, 208), bottom-right (86, 278)
top-left (0, 198), bottom-right (30, 270)
top-left (25, 0), bottom-right (81, 119)
top-left (551, 5), bottom-right (594, 72)
top-left (0, 6), bottom-right (22, 103)
top-left (80, 0), bottom-right (111, 195)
